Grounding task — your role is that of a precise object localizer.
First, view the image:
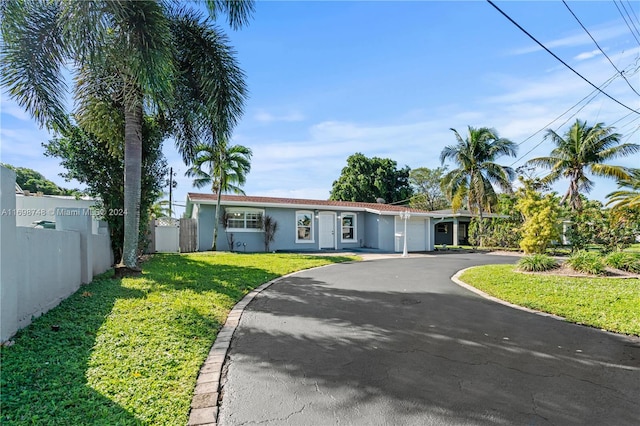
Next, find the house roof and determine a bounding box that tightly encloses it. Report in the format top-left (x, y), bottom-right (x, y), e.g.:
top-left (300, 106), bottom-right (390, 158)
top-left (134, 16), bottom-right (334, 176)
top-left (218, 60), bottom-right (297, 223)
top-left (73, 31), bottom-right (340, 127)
top-left (187, 193), bottom-right (433, 215)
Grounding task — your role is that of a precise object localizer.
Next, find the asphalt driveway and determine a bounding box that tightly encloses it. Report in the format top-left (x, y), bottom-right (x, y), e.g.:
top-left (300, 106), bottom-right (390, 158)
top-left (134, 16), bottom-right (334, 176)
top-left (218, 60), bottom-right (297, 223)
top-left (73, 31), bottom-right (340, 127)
top-left (218, 253), bottom-right (640, 425)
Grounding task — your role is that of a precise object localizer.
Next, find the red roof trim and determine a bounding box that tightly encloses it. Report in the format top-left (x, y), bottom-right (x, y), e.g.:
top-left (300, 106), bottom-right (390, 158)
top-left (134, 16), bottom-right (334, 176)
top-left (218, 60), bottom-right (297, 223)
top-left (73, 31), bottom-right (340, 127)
top-left (187, 193), bottom-right (431, 213)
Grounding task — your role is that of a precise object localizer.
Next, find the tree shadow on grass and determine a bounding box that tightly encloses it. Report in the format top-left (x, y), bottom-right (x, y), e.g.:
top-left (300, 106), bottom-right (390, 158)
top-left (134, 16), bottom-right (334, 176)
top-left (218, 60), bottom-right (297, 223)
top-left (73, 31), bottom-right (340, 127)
top-left (1, 273), bottom-right (145, 425)
top-left (219, 256), bottom-right (640, 425)
top-left (1, 252), bottom-right (352, 425)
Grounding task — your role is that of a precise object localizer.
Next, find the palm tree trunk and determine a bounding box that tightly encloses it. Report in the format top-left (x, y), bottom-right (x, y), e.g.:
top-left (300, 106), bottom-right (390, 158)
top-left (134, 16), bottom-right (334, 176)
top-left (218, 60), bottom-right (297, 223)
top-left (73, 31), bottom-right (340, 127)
top-left (213, 191), bottom-right (221, 251)
top-left (478, 208), bottom-right (485, 247)
top-left (121, 93), bottom-right (143, 269)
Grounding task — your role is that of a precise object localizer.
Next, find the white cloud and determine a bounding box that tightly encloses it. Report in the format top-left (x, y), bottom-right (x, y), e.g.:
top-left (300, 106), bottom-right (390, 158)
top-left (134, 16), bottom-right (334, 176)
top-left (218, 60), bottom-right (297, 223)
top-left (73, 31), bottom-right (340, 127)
top-left (254, 109), bottom-right (305, 123)
top-left (574, 49), bottom-right (601, 61)
top-left (511, 20), bottom-right (630, 55)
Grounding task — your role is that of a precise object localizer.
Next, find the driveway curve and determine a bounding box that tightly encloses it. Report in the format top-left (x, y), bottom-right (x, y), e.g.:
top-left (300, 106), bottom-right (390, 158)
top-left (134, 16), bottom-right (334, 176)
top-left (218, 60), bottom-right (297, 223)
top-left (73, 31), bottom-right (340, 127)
top-left (218, 253), bottom-right (640, 425)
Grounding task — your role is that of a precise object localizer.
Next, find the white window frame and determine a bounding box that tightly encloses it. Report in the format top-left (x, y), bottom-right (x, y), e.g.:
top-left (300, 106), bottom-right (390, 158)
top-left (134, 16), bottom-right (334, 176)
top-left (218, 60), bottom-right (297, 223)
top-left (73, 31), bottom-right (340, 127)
top-left (295, 210), bottom-right (315, 243)
top-left (225, 208), bottom-right (264, 232)
top-left (340, 212), bottom-right (357, 243)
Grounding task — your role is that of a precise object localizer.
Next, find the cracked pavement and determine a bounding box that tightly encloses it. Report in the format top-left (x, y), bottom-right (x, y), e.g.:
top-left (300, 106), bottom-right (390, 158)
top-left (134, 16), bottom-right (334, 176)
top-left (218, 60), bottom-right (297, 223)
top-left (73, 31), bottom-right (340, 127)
top-left (217, 253), bottom-right (640, 425)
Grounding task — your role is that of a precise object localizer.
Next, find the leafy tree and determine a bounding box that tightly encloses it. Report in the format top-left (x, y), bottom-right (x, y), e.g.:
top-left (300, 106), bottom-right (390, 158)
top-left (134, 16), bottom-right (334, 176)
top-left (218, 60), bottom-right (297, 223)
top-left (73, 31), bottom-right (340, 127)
top-left (1, 1), bottom-right (251, 272)
top-left (408, 167), bottom-right (449, 211)
top-left (186, 140), bottom-right (252, 250)
top-left (44, 120), bottom-right (167, 264)
top-left (473, 193), bottom-right (523, 249)
top-left (440, 126), bottom-right (517, 246)
top-left (1, 164), bottom-right (77, 196)
top-left (526, 119), bottom-right (639, 211)
top-left (330, 153), bottom-right (413, 203)
top-left (516, 187), bottom-right (561, 254)
top-left (564, 200), bottom-right (638, 253)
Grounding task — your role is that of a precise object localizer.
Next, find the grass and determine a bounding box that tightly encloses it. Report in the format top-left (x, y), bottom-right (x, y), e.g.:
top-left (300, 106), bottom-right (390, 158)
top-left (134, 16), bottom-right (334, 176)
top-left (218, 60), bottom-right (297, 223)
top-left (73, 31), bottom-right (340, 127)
top-left (0, 252), bottom-right (357, 425)
top-left (460, 264), bottom-right (640, 336)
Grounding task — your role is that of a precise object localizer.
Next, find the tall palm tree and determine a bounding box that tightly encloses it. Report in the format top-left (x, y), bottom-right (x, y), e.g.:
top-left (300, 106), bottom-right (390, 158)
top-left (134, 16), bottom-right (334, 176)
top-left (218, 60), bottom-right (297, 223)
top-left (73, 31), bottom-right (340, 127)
top-left (186, 140), bottom-right (252, 250)
top-left (440, 126), bottom-right (517, 213)
top-left (440, 126), bottom-right (517, 246)
top-left (606, 169), bottom-right (640, 211)
top-left (1, 0), bottom-right (251, 271)
top-left (526, 119), bottom-right (639, 211)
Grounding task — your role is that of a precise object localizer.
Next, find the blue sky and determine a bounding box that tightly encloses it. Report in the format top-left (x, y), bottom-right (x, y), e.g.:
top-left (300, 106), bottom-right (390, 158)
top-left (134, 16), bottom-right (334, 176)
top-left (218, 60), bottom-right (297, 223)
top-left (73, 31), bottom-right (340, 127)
top-left (1, 1), bottom-right (639, 216)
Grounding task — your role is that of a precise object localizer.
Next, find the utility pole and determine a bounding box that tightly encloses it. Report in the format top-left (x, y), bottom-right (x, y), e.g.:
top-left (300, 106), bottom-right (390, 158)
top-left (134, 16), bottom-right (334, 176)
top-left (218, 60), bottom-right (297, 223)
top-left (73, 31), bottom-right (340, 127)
top-left (169, 167), bottom-right (173, 218)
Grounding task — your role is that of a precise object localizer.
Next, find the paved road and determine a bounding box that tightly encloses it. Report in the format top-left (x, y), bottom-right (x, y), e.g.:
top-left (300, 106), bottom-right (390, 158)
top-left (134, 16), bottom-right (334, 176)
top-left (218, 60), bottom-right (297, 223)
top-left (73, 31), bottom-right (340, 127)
top-left (218, 253), bottom-right (640, 425)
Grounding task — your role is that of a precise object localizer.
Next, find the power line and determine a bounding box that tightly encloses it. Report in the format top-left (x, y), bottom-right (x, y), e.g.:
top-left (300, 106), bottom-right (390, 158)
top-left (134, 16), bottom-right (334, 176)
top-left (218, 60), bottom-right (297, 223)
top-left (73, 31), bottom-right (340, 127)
top-left (562, 0), bottom-right (640, 97)
top-left (624, 0), bottom-right (640, 28)
top-left (614, 0), bottom-right (640, 45)
top-left (486, 0), bottom-right (640, 115)
top-left (509, 73), bottom-right (621, 166)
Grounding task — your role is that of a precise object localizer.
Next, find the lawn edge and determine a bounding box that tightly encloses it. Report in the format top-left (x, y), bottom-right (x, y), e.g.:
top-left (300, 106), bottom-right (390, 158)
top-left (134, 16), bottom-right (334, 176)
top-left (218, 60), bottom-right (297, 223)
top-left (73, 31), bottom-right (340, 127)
top-left (451, 267), bottom-right (568, 323)
top-left (186, 262), bottom-right (340, 426)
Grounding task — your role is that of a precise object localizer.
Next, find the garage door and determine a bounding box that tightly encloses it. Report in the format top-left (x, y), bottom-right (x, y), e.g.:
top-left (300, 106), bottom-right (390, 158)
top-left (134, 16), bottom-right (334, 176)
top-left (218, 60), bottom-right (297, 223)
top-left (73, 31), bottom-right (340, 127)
top-left (407, 218), bottom-right (427, 251)
top-left (396, 217), bottom-right (427, 252)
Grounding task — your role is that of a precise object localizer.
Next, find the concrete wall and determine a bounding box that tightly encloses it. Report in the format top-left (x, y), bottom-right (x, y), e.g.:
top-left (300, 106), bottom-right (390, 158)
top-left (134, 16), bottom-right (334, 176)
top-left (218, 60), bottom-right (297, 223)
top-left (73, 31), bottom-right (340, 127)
top-left (1, 166), bottom-right (113, 342)
top-left (16, 227), bottom-right (82, 330)
top-left (16, 194), bottom-right (100, 233)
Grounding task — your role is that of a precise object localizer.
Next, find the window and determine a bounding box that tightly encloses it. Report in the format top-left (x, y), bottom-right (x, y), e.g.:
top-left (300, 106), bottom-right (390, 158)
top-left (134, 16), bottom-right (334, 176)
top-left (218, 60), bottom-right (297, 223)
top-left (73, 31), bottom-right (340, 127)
top-left (225, 209), bottom-right (263, 231)
top-left (296, 211), bottom-right (314, 243)
top-left (341, 213), bottom-right (357, 242)
top-left (436, 223), bottom-right (448, 233)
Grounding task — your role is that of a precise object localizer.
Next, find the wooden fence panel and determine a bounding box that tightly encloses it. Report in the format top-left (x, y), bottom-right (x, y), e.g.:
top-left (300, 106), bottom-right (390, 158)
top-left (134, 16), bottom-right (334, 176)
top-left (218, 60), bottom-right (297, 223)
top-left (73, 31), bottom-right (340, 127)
top-left (180, 218), bottom-right (197, 253)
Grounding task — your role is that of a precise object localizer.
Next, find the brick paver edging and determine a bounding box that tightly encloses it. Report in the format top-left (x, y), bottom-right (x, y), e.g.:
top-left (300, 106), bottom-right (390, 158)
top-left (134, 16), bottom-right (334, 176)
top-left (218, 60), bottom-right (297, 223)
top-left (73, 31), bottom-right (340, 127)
top-left (186, 265), bottom-right (334, 426)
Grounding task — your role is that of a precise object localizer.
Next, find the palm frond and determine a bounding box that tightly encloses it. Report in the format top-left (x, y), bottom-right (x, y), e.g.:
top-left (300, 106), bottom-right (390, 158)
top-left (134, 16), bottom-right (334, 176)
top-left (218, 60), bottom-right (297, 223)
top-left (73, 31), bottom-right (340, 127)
top-left (203, 0), bottom-right (255, 30)
top-left (1, 0), bottom-right (69, 130)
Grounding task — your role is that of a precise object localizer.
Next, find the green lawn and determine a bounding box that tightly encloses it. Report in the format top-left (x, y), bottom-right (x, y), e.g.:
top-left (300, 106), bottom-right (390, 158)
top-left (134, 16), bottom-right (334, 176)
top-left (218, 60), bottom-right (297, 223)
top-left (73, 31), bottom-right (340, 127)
top-left (0, 252), bottom-right (357, 425)
top-left (460, 264), bottom-right (640, 336)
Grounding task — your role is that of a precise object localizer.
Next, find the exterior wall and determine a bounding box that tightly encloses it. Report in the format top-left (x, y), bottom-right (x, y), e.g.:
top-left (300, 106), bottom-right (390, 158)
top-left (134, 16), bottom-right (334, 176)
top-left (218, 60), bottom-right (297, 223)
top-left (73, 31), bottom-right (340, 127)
top-left (1, 167), bottom-right (19, 341)
top-left (16, 194), bottom-right (101, 233)
top-left (1, 166), bottom-right (113, 342)
top-left (92, 234), bottom-right (113, 275)
top-left (197, 204), bottom-right (216, 251)
top-left (362, 213), bottom-right (380, 249)
top-left (377, 215), bottom-right (396, 252)
top-left (197, 205), bottom-right (367, 252)
top-left (16, 227), bottom-right (82, 330)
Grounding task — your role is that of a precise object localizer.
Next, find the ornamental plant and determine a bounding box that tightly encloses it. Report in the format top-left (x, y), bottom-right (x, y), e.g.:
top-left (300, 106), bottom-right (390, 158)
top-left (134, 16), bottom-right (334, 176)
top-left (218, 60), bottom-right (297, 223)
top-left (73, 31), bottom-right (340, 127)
top-left (516, 187), bottom-right (560, 254)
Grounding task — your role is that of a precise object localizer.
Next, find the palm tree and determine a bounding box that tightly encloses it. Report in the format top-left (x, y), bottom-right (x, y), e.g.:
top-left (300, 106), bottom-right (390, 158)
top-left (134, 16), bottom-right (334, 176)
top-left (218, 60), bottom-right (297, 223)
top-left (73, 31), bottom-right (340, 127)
top-left (606, 169), bottom-right (640, 211)
top-left (526, 119), bottom-right (639, 211)
top-left (186, 140), bottom-right (252, 250)
top-left (440, 126), bottom-right (517, 246)
top-left (1, 1), bottom-right (251, 271)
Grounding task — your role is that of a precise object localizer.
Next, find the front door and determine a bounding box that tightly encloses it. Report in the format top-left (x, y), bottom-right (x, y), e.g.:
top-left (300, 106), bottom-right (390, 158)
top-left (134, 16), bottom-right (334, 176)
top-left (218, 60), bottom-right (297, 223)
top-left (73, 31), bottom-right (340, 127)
top-left (318, 212), bottom-right (336, 249)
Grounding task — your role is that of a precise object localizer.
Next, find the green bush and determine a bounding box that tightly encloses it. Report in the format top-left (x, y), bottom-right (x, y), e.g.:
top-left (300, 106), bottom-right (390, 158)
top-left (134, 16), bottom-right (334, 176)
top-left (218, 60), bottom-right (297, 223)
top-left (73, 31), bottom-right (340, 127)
top-left (605, 252), bottom-right (640, 273)
top-left (517, 254), bottom-right (559, 272)
top-left (566, 251), bottom-right (606, 275)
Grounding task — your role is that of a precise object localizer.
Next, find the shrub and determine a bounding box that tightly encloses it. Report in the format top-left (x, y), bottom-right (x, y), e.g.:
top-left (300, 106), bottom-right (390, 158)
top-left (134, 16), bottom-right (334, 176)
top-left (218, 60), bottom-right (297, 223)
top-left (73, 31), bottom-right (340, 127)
top-left (517, 254), bottom-right (559, 272)
top-left (605, 252), bottom-right (640, 273)
top-left (566, 251), bottom-right (606, 275)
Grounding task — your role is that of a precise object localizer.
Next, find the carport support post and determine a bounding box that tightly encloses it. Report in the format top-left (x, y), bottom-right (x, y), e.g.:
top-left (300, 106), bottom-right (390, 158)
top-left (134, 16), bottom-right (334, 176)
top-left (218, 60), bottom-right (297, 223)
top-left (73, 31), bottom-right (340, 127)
top-left (453, 217), bottom-right (459, 246)
top-left (400, 211), bottom-right (410, 257)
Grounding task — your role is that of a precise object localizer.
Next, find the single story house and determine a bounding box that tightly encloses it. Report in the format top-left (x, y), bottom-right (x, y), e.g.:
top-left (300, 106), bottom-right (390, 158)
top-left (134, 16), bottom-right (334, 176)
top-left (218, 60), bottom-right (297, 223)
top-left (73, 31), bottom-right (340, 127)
top-left (186, 193), bottom-right (498, 253)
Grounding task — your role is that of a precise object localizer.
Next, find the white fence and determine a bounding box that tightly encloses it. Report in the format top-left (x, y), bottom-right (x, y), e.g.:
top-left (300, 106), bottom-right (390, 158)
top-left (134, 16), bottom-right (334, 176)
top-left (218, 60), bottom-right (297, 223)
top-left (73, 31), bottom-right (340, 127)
top-left (1, 166), bottom-right (113, 342)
